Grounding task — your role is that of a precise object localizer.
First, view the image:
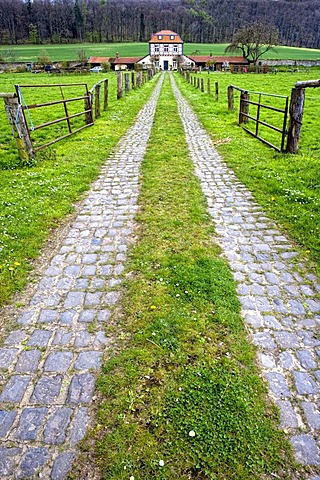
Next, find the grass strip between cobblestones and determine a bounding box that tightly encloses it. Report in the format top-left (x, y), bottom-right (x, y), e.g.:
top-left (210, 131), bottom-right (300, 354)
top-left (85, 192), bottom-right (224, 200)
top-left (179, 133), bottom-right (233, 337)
top-left (0, 74), bottom-right (157, 309)
top-left (77, 74), bottom-right (306, 480)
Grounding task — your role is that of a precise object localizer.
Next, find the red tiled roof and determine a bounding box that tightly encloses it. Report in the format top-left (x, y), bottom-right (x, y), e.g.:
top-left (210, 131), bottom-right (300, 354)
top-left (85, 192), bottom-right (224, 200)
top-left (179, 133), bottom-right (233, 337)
top-left (109, 57), bottom-right (142, 64)
top-left (88, 56), bottom-right (110, 63)
top-left (187, 55), bottom-right (248, 64)
top-left (150, 30), bottom-right (183, 44)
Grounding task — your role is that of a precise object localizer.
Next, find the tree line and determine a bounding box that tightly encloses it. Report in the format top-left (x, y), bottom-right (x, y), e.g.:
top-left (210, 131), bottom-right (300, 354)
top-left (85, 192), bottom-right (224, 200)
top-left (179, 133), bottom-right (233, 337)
top-left (0, 0), bottom-right (319, 49)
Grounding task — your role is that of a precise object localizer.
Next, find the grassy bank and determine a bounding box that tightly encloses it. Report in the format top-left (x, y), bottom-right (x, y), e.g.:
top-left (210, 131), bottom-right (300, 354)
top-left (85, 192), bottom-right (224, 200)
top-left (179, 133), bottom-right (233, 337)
top-left (73, 74), bottom-right (304, 480)
top-left (0, 72), bottom-right (157, 307)
top-left (175, 72), bottom-right (320, 274)
top-left (1, 42), bottom-right (320, 62)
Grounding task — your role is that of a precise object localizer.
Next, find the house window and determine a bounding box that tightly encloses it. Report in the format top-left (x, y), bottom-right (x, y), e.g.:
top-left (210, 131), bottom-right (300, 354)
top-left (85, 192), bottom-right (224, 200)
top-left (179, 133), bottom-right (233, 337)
top-left (158, 35), bottom-right (163, 40)
top-left (173, 44), bottom-right (178, 53)
top-left (173, 60), bottom-right (177, 69)
top-left (155, 61), bottom-right (159, 68)
top-left (154, 44), bottom-right (159, 54)
top-left (164, 44), bottom-right (169, 53)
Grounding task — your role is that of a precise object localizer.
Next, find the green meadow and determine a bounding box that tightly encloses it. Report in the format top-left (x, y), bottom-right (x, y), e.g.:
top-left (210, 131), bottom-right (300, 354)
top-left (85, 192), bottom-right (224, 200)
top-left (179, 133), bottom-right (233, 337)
top-left (1, 42), bottom-right (320, 62)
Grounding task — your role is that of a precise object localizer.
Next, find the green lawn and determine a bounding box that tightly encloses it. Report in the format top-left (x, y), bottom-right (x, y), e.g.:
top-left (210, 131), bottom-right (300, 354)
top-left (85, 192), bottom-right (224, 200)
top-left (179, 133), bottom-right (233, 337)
top-left (175, 71), bottom-right (320, 273)
top-left (1, 42), bottom-right (320, 63)
top-left (0, 71), bottom-right (156, 307)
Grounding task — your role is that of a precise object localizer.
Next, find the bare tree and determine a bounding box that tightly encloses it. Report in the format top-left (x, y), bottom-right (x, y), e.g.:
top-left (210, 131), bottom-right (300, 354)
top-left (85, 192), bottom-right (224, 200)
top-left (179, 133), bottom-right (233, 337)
top-left (225, 21), bottom-right (279, 65)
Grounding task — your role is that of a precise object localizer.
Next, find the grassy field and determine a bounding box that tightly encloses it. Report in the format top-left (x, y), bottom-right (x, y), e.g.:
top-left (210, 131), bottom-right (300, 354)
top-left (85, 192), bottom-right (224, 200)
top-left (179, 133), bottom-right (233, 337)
top-left (175, 71), bottom-right (320, 273)
top-left (0, 71), bottom-right (154, 306)
top-left (1, 42), bottom-right (320, 63)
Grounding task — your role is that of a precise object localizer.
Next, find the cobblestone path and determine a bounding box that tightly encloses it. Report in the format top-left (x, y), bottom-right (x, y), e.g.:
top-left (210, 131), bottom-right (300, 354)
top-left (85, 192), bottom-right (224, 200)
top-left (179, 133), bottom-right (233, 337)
top-left (171, 74), bottom-right (320, 478)
top-left (0, 75), bottom-right (164, 479)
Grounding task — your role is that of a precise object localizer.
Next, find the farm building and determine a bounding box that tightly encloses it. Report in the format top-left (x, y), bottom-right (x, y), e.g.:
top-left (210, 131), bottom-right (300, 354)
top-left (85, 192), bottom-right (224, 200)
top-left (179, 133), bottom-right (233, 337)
top-left (88, 30), bottom-right (248, 72)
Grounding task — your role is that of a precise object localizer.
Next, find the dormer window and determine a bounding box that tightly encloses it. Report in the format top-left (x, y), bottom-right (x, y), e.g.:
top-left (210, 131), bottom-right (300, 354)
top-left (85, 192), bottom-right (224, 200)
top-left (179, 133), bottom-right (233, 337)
top-left (170, 35), bottom-right (175, 40)
top-left (158, 35), bottom-right (163, 40)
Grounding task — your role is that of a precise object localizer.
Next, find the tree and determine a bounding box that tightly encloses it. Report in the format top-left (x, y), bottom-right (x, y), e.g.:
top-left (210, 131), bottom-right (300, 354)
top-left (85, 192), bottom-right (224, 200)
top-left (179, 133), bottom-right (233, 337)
top-left (225, 22), bottom-right (279, 65)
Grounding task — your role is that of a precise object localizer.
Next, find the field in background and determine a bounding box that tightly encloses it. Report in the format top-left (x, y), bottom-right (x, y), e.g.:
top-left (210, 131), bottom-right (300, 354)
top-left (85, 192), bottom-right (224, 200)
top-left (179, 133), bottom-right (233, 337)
top-left (1, 42), bottom-right (320, 63)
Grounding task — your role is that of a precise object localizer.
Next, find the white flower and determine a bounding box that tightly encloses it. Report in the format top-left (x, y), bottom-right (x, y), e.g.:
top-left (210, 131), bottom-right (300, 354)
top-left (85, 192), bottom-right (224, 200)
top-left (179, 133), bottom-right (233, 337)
top-left (189, 430), bottom-right (196, 437)
top-left (130, 476), bottom-right (135, 480)
top-left (159, 460), bottom-right (165, 466)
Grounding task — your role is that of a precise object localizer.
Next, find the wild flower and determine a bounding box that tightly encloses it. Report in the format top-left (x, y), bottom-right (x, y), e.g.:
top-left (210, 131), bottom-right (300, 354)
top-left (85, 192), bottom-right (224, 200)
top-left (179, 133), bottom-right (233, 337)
top-left (189, 430), bottom-right (196, 437)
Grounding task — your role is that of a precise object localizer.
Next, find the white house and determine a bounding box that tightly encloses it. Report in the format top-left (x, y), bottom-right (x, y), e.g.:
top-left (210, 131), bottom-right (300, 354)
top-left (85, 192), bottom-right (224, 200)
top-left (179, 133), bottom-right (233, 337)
top-left (138, 30), bottom-right (185, 71)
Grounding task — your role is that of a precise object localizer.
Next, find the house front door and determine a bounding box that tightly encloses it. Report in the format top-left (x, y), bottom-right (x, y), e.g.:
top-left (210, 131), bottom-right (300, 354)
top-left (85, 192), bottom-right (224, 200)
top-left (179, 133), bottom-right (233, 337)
top-left (163, 60), bottom-right (169, 70)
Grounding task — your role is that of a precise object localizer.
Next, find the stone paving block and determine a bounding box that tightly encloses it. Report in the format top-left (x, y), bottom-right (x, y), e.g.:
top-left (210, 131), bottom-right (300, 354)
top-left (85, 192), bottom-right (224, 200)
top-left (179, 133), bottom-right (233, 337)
top-left (94, 331), bottom-right (109, 346)
top-left (44, 352), bottom-right (73, 373)
top-left (296, 350), bottom-right (317, 370)
top-left (302, 402), bottom-right (320, 429)
top-left (272, 298), bottom-right (289, 313)
top-left (82, 265), bottom-right (97, 276)
top-left (293, 371), bottom-right (318, 395)
top-left (252, 332), bottom-right (276, 350)
top-left (85, 292), bottom-right (103, 306)
top-left (64, 291), bottom-right (85, 308)
top-left (276, 400), bottom-right (298, 428)
top-left (75, 332), bottom-right (92, 347)
top-left (27, 329), bottom-right (52, 347)
top-left (17, 447), bottom-right (51, 478)
top-left (4, 330), bottom-right (28, 345)
top-left (69, 407), bottom-right (89, 446)
top-left (79, 309), bottom-right (96, 323)
top-left (262, 315), bottom-right (282, 329)
top-left (274, 331), bottom-right (300, 349)
top-left (258, 353), bottom-right (276, 369)
top-left (74, 351), bottom-right (102, 370)
top-left (31, 375), bottom-right (63, 404)
top-left (0, 375), bottom-right (31, 403)
top-left (15, 349), bottom-right (41, 373)
top-left (290, 435), bottom-right (320, 465)
top-left (57, 277), bottom-right (74, 290)
top-left (0, 447), bottom-right (22, 476)
top-left (288, 300), bottom-right (306, 315)
top-left (278, 351), bottom-right (295, 370)
top-left (67, 373), bottom-right (96, 404)
top-left (38, 309), bottom-right (59, 324)
top-left (51, 451), bottom-right (75, 480)
top-left (306, 299), bottom-right (320, 313)
top-left (0, 348), bottom-right (19, 369)
top-left (298, 331), bottom-right (320, 347)
top-left (60, 310), bottom-right (77, 326)
top-left (53, 331), bottom-right (73, 346)
top-left (14, 407), bottom-right (48, 440)
top-left (0, 410), bottom-right (17, 438)
top-left (75, 278), bottom-right (90, 289)
top-left (43, 407), bottom-right (72, 445)
top-left (17, 310), bottom-right (38, 326)
top-left (264, 372), bottom-right (292, 398)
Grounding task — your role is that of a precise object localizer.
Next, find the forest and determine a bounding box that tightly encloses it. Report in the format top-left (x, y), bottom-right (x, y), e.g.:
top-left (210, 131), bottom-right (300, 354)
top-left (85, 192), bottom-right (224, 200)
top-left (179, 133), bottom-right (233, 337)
top-left (0, 0), bottom-right (319, 49)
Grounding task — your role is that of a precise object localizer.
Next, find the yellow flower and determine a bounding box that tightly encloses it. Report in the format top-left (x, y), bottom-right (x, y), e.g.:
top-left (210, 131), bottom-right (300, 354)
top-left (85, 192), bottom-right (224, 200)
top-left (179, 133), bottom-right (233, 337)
top-left (14, 261), bottom-right (20, 266)
top-left (8, 267), bottom-right (14, 271)
top-left (150, 305), bottom-right (157, 310)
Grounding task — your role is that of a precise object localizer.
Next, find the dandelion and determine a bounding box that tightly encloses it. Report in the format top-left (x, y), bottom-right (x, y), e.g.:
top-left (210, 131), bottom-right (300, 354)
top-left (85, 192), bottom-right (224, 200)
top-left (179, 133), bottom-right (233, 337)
top-left (189, 430), bottom-right (196, 437)
top-left (159, 460), bottom-right (165, 467)
top-left (150, 305), bottom-right (156, 310)
top-left (8, 267), bottom-right (14, 271)
top-left (13, 261), bottom-right (20, 266)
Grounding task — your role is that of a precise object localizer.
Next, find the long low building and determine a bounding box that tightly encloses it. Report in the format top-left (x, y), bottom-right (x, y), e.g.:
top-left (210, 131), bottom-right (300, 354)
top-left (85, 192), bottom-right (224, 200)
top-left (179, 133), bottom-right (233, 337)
top-left (88, 30), bottom-right (248, 72)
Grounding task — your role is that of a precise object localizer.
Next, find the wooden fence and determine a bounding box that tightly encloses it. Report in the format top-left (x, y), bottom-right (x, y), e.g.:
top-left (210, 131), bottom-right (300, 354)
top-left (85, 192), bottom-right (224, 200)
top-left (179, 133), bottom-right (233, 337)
top-left (180, 70), bottom-right (320, 154)
top-left (1, 69), bottom-right (156, 160)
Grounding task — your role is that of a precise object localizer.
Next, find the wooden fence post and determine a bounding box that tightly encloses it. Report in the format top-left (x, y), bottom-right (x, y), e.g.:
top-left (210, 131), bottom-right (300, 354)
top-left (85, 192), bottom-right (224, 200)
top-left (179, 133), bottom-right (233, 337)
top-left (95, 83), bottom-right (101, 118)
top-left (117, 71), bottom-right (123, 99)
top-left (200, 78), bottom-right (204, 92)
top-left (239, 91), bottom-right (249, 124)
top-left (104, 79), bottom-right (108, 110)
top-left (125, 73), bottom-right (130, 93)
top-left (3, 95), bottom-right (35, 160)
top-left (207, 78), bottom-right (211, 95)
top-left (131, 71), bottom-right (136, 89)
top-left (228, 86), bottom-right (234, 110)
top-left (215, 82), bottom-right (219, 101)
top-left (197, 77), bottom-right (200, 89)
top-left (84, 92), bottom-right (93, 125)
top-left (286, 87), bottom-right (305, 153)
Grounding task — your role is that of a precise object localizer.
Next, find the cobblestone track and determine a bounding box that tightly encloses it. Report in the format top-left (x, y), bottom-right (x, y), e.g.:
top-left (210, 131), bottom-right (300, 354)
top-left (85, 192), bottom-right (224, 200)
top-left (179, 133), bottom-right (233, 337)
top-left (0, 74), bottom-right (164, 479)
top-left (170, 74), bottom-right (320, 476)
